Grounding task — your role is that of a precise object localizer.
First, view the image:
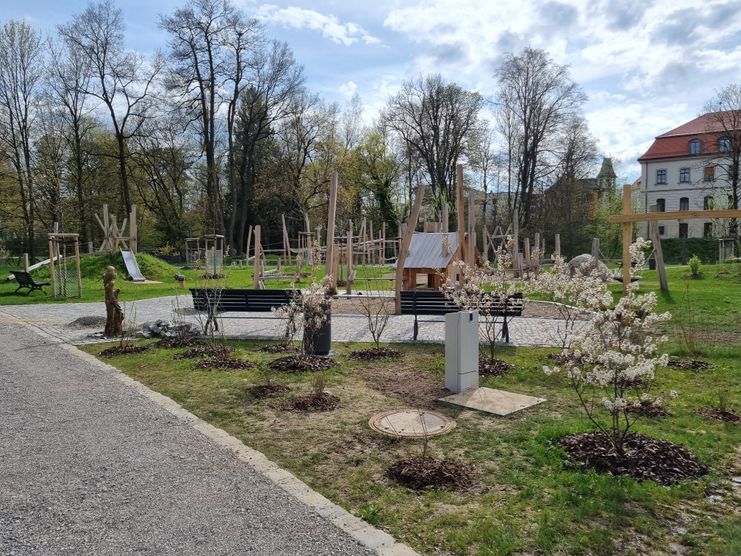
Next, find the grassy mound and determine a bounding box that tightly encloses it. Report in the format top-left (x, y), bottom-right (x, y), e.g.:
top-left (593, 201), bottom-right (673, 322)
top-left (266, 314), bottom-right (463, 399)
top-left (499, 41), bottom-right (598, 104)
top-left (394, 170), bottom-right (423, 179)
top-left (33, 252), bottom-right (181, 282)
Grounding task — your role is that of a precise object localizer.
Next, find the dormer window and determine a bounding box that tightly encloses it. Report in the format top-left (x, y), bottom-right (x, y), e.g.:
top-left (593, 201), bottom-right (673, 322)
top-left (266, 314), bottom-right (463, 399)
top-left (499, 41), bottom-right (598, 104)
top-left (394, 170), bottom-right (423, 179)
top-left (689, 139), bottom-right (701, 155)
top-left (719, 137), bottom-right (732, 152)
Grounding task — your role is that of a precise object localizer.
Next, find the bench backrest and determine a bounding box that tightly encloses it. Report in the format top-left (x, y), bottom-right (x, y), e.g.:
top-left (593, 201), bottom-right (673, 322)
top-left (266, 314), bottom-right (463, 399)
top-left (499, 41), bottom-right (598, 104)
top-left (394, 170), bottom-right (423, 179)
top-left (399, 290), bottom-right (459, 315)
top-left (190, 288), bottom-right (298, 312)
top-left (11, 271), bottom-right (33, 286)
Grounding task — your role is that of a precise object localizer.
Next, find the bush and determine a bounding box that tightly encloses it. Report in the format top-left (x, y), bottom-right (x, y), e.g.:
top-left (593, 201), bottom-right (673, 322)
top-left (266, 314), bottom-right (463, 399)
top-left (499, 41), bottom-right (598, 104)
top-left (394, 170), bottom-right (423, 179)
top-left (688, 255), bottom-right (702, 278)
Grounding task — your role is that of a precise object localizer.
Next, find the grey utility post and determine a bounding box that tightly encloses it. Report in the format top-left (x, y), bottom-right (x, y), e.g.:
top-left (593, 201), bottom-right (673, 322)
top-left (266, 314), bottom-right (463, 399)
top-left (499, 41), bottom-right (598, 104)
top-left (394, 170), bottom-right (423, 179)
top-left (444, 310), bottom-right (480, 393)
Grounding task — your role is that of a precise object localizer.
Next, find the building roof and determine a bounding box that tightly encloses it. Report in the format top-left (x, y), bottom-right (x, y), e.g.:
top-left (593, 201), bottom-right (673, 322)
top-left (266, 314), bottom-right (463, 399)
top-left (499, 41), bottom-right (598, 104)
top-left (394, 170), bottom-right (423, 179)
top-left (638, 111), bottom-right (741, 162)
top-left (597, 158), bottom-right (617, 180)
top-left (403, 232), bottom-right (460, 269)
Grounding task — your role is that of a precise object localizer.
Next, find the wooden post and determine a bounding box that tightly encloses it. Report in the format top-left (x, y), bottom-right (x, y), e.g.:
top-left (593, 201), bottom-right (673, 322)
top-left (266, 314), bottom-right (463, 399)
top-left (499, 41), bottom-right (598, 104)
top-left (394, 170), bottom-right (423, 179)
top-left (381, 222), bottom-right (386, 265)
top-left (467, 193), bottom-right (475, 264)
top-left (253, 225), bottom-right (262, 289)
top-left (524, 237), bottom-right (531, 275)
top-left (346, 222), bottom-right (354, 294)
top-left (74, 237), bottom-right (82, 296)
top-left (325, 172), bottom-right (339, 289)
top-left (648, 206), bottom-right (668, 292)
top-left (512, 207), bottom-right (520, 276)
top-left (481, 227), bottom-right (488, 261)
top-left (23, 253), bottom-right (29, 272)
top-left (591, 237), bottom-right (600, 260)
top-left (282, 214), bottom-right (289, 264)
top-left (456, 163), bottom-right (466, 263)
top-left (621, 184), bottom-right (632, 293)
top-left (395, 184), bottom-right (426, 314)
top-left (47, 238), bottom-right (55, 297)
top-left (554, 233), bottom-right (561, 259)
top-left (88, 241), bottom-right (93, 254)
top-left (129, 205), bottom-right (137, 253)
top-left (245, 226), bottom-right (253, 263)
top-left (534, 232), bottom-right (541, 266)
top-left (442, 204), bottom-right (449, 233)
top-left (102, 205), bottom-right (110, 251)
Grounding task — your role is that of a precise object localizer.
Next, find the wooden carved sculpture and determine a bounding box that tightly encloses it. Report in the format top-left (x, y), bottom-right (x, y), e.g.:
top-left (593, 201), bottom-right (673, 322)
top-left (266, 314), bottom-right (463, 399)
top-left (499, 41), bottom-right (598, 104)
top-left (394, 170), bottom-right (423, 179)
top-left (103, 266), bottom-right (123, 337)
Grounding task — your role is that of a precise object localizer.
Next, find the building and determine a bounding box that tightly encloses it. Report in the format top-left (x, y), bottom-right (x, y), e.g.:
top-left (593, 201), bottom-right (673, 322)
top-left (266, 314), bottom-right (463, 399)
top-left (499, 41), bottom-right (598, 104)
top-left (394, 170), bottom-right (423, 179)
top-left (638, 111), bottom-right (739, 238)
top-left (402, 232), bottom-right (461, 290)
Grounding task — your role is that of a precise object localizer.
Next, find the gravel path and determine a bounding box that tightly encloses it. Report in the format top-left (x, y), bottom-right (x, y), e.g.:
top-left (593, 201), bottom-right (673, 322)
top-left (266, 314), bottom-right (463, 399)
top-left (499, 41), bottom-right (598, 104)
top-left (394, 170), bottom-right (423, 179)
top-left (0, 319), bottom-right (375, 555)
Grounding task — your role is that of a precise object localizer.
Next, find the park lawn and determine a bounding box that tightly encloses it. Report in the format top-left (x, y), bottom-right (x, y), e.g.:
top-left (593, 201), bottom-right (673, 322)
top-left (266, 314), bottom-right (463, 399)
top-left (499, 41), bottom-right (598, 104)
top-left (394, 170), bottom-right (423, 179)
top-left (83, 339), bottom-right (741, 555)
top-left (0, 252), bottom-right (396, 306)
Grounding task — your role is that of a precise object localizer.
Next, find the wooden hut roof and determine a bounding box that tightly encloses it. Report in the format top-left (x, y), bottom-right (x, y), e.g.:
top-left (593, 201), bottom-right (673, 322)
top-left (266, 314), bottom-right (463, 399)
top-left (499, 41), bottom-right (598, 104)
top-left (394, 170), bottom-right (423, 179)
top-left (403, 232), bottom-right (460, 269)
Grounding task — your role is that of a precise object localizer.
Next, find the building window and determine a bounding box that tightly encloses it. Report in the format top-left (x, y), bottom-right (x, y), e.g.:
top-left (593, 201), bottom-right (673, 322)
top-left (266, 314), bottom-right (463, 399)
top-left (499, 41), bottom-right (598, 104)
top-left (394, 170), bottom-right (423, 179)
top-left (704, 195), bottom-right (714, 210)
top-left (656, 198), bottom-right (665, 212)
top-left (689, 139), bottom-right (701, 155)
top-left (704, 166), bottom-right (715, 182)
top-left (656, 169), bottom-right (667, 184)
top-left (658, 226), bottom-right (665, 236)
top-left (679, 167), bottom-right (690, 183)
top-left (679, 223), bottom-right (689, 238)
top-left (703, 222), bottom-right (713, 237)
top-left (719, 137), bottom-right (732, 152)
top-left (679, 197), bottom-right (689, 210)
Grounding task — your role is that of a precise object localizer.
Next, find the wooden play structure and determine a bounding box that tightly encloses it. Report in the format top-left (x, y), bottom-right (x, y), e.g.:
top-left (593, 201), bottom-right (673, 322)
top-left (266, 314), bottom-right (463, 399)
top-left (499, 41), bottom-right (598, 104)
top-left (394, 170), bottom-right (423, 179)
top-left (185, 234), bottom-right (224, 276)
top-left (95, 204), bottom-right (137, 253)
top-left (609, 183), bottom-right (741, 292)
top-left (48, 232), bottom-right (82, 298)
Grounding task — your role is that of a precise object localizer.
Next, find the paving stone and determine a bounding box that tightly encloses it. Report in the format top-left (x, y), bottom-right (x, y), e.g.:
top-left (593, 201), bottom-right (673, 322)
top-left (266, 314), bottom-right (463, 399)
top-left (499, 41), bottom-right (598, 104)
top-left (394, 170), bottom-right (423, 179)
top-left (438, 387), bottom-right (547, 416)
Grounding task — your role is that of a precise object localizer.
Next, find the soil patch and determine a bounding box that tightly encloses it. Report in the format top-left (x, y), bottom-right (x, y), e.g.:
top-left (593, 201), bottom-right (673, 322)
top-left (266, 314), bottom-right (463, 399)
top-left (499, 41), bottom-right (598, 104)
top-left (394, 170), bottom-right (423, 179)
top-left (158, 336), bottom-right (203, 349)
top-left (68, 316), bottom-right (107, 329)
top-left (698, 407), bottom-right (740, 423)
top-left (269, 355), bottom-right (336, 372)
top-left (668, 357), bottom-right (711, 370)
top-left (193, 356), bottom-right (253, 370)
top-left (349, 347), bottom-right (402, 361)
top-left (175, 344), bottom-right (234, 359)
top-left (363, 366), bottom-right (448, 408)
top-left (625, 401), bottom-right (671, 418)
top-left (559, 432), bottom-right (707, 485)
top-left (249, 384), bottom-right (291, 399)
top-left (479, 356), bottom-right (513, 377)
top-left (99, 344), bottom-right (149, 358)
top-left (283, 392), bottom-right (340, 412)
top-left (258, 342), bottom-right (297, 354)
top-left (387, 456), bottom-right (471, 490)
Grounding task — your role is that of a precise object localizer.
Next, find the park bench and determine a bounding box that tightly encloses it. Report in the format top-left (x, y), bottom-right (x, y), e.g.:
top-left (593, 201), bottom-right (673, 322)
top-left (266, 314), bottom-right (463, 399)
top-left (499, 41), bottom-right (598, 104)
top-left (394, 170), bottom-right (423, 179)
top-left (400, 290), bottom-right (524, 342)
top-left (190, 288), bottom-right (299, 331)
top-left (10, 270), bottom-right (50, 295)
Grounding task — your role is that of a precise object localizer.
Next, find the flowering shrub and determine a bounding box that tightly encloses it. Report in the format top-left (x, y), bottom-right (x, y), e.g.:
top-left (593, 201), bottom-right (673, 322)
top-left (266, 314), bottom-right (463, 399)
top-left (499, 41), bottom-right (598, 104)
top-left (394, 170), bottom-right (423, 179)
top-left (273, 276), bottom-right (332, 355)
top-left (541, 238), bottom-right (673, 456)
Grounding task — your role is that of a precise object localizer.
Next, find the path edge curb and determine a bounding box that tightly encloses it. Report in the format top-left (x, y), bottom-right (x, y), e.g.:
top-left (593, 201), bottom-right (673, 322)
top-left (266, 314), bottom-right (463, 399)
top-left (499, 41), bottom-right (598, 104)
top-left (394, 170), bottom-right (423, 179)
top-left (0, 313), bottom-right (418, 556)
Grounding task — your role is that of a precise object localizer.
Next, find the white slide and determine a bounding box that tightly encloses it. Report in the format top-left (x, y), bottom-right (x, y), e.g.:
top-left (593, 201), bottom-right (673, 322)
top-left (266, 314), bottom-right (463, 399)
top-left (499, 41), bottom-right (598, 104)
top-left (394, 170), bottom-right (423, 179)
top-left (120, 250), bottom-right (146, 282)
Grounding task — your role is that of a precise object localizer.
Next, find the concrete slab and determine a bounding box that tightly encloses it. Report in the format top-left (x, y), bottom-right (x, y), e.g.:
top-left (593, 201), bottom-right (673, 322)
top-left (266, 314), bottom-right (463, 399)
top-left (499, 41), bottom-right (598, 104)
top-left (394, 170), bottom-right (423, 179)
top-left (369, 409), bottom-right (456, 438)
top-left (438, 387), bottom-right (546, 416)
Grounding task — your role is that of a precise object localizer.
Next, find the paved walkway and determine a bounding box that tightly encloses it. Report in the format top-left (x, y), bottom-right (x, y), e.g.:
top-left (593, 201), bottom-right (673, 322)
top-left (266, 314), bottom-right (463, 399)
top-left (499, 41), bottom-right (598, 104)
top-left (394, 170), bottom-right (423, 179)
top-left (0, 295), bottom-right (577, 347)
top-left (0, 318), bottom-right (391, 555)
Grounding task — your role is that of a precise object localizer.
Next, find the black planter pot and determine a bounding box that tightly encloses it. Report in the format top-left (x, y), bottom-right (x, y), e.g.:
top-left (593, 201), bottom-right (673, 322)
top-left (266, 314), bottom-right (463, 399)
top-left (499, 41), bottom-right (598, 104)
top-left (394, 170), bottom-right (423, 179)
top-left (304, 302), bottom-right (331, 356)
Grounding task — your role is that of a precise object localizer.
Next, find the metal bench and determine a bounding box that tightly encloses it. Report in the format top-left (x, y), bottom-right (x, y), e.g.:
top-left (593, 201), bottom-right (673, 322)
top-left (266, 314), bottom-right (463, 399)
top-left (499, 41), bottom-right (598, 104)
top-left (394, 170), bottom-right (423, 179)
top-left (399, 290), bottom-right (524, 342)
top-left (10, 270), bottom-right (50, 294)
top-left (189, 288), bottom-right (299, 331)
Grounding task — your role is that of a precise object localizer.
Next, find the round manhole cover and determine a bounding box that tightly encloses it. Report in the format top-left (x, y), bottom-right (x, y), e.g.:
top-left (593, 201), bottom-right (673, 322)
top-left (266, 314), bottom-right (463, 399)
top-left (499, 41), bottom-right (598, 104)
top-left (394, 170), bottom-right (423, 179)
top-left (368, 409), bottom-right (456, 438)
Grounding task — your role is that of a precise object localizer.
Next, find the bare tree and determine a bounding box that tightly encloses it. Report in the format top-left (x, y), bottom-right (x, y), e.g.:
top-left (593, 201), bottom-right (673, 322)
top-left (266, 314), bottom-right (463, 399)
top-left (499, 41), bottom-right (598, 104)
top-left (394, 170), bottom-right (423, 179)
top-left (0, 21), bottom-right (44, 259)
top-left (703, 84), bottom-right (741, 238)
top-left (468, 120), bottom-right (498, 223)
top-left (495, 48), bottom-right (586, 231)
top-left (383, 74), bottom-right (483, 218)
top-left (60, 0), bottom-right (161, 215)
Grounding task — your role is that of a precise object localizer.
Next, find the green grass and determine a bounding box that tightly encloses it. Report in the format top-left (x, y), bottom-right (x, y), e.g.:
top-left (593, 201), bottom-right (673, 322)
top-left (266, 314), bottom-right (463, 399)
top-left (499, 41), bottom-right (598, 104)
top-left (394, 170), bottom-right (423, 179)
top-left (83, 339), bottom-right (741, 555)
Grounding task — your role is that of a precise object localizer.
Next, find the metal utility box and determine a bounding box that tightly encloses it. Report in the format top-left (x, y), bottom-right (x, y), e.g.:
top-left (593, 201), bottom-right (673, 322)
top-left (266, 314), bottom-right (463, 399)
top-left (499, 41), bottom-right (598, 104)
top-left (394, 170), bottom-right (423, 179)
top-left (445, 310), bottom-right (479, 393)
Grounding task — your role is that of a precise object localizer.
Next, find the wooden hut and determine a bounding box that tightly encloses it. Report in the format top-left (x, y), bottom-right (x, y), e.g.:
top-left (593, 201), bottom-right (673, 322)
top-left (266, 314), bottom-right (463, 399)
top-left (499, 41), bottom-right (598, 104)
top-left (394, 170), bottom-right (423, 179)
top-left (402, 232), bottom-right (461, 290)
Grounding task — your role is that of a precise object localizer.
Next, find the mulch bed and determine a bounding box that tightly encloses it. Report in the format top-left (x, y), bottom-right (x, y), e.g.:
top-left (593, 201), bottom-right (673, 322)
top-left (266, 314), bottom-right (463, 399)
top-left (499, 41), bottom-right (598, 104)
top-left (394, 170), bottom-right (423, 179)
top-left (193, 356), bottom-right (253, 370)
top-left (697, 407), bottom-right (740, 423)
top-left (99, 344), bottom-right (150, 358)
top-left (387, 456), bottom-right (472, 490)
top-left (269, 355), bottom-right (336, 372)
top-left (249, 384), bottom-right (291, 399)
top-left (625, 401), bottom-right (671, 418)
top-left (363, 366), bottom-right (448, 409)
top-left (283, 392), bottom-right (340, 412)
top-left (668, 357), bottom-right (711, 370)
top-left (175, 344), bottom-right (234, 359)
top-left (559, 432), bottom-right (707, 485)
top-left (158, 336), bottom-right (203, 348)
top-left (479, 356), bottom-right (514, 377)
top-left (348, 347), bottom-right (402, 361)
top-left (257, 342), bottom-right (297, 354)
top-left (68, 316), bottom-right (107, 329)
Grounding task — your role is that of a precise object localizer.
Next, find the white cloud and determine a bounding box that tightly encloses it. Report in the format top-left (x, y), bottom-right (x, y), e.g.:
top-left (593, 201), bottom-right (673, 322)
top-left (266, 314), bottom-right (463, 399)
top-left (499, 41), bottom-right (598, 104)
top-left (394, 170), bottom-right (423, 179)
top-left (257, 5), bottom-right (380, 46)
top-left (338, 80), bottom-right (358, 98)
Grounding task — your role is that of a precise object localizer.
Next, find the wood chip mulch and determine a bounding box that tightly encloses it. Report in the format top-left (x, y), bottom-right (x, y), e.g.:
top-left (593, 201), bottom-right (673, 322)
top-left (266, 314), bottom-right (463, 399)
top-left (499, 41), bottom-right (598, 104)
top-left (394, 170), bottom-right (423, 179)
top-left (249, 384), bottom-right (291, 399)
top-left (697, 408), bottom-right (740, 423)
top-left (257, 342), bottom-right (297, 353)
top-left (559, 432), bottom-right (707, 485)
top-left (174, 344), bottom-right (234, 359)
top-left (348, 347), bottom-right (402, 361)
top-left (192, 356), bottom-right (253, 370)
top-left (625, 401), bottom-right (671, 418)
top-left (479, 356), bottom-right (514, 377)
top-left (269, 355), bottom-right (336, 372)
top-left (668, 357), bottom-right (711, 370)
top-left (387, 456), bottom-right (472, 490)
top-left (283, 392), bottom-right (340, 412)
top-left (99, 345), bottom-right (150, 358)
top-left (158, 336), bottom-right (202, 348)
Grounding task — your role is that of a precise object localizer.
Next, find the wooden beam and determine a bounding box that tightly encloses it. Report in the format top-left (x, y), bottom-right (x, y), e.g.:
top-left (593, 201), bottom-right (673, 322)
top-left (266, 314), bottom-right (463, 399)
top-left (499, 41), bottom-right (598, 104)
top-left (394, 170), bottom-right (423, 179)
top-left (609, 208), bottom-right (741, 223)
top-left (554, 233), bottom-right (560, 259)
top-left (395, 184), bottom-right (426, 314)
top-left (456, 163), bottom-right (466, 263)
top-left (253, 225), bottom-right (261, 289)
top-left (621, 184), bottom-right (632, 292)
top-left (346, 221), bottom-right (353, 295)
top-left (467, 193), bottom-right (475, 264)
top-left (648, 208), bottom-right (668, 292)
top-left (129, 205), bottom-right (137, 254)
top-left (325, 172), bottom-right (339, 289)
top-left (442, 204), bottom-right (449, 233)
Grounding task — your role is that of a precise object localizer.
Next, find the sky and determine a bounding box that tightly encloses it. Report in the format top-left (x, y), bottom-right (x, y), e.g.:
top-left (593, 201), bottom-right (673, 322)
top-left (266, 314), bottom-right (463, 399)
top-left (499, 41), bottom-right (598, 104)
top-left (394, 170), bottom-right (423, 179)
top-left (6, 0), bottom-right (741, 183)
